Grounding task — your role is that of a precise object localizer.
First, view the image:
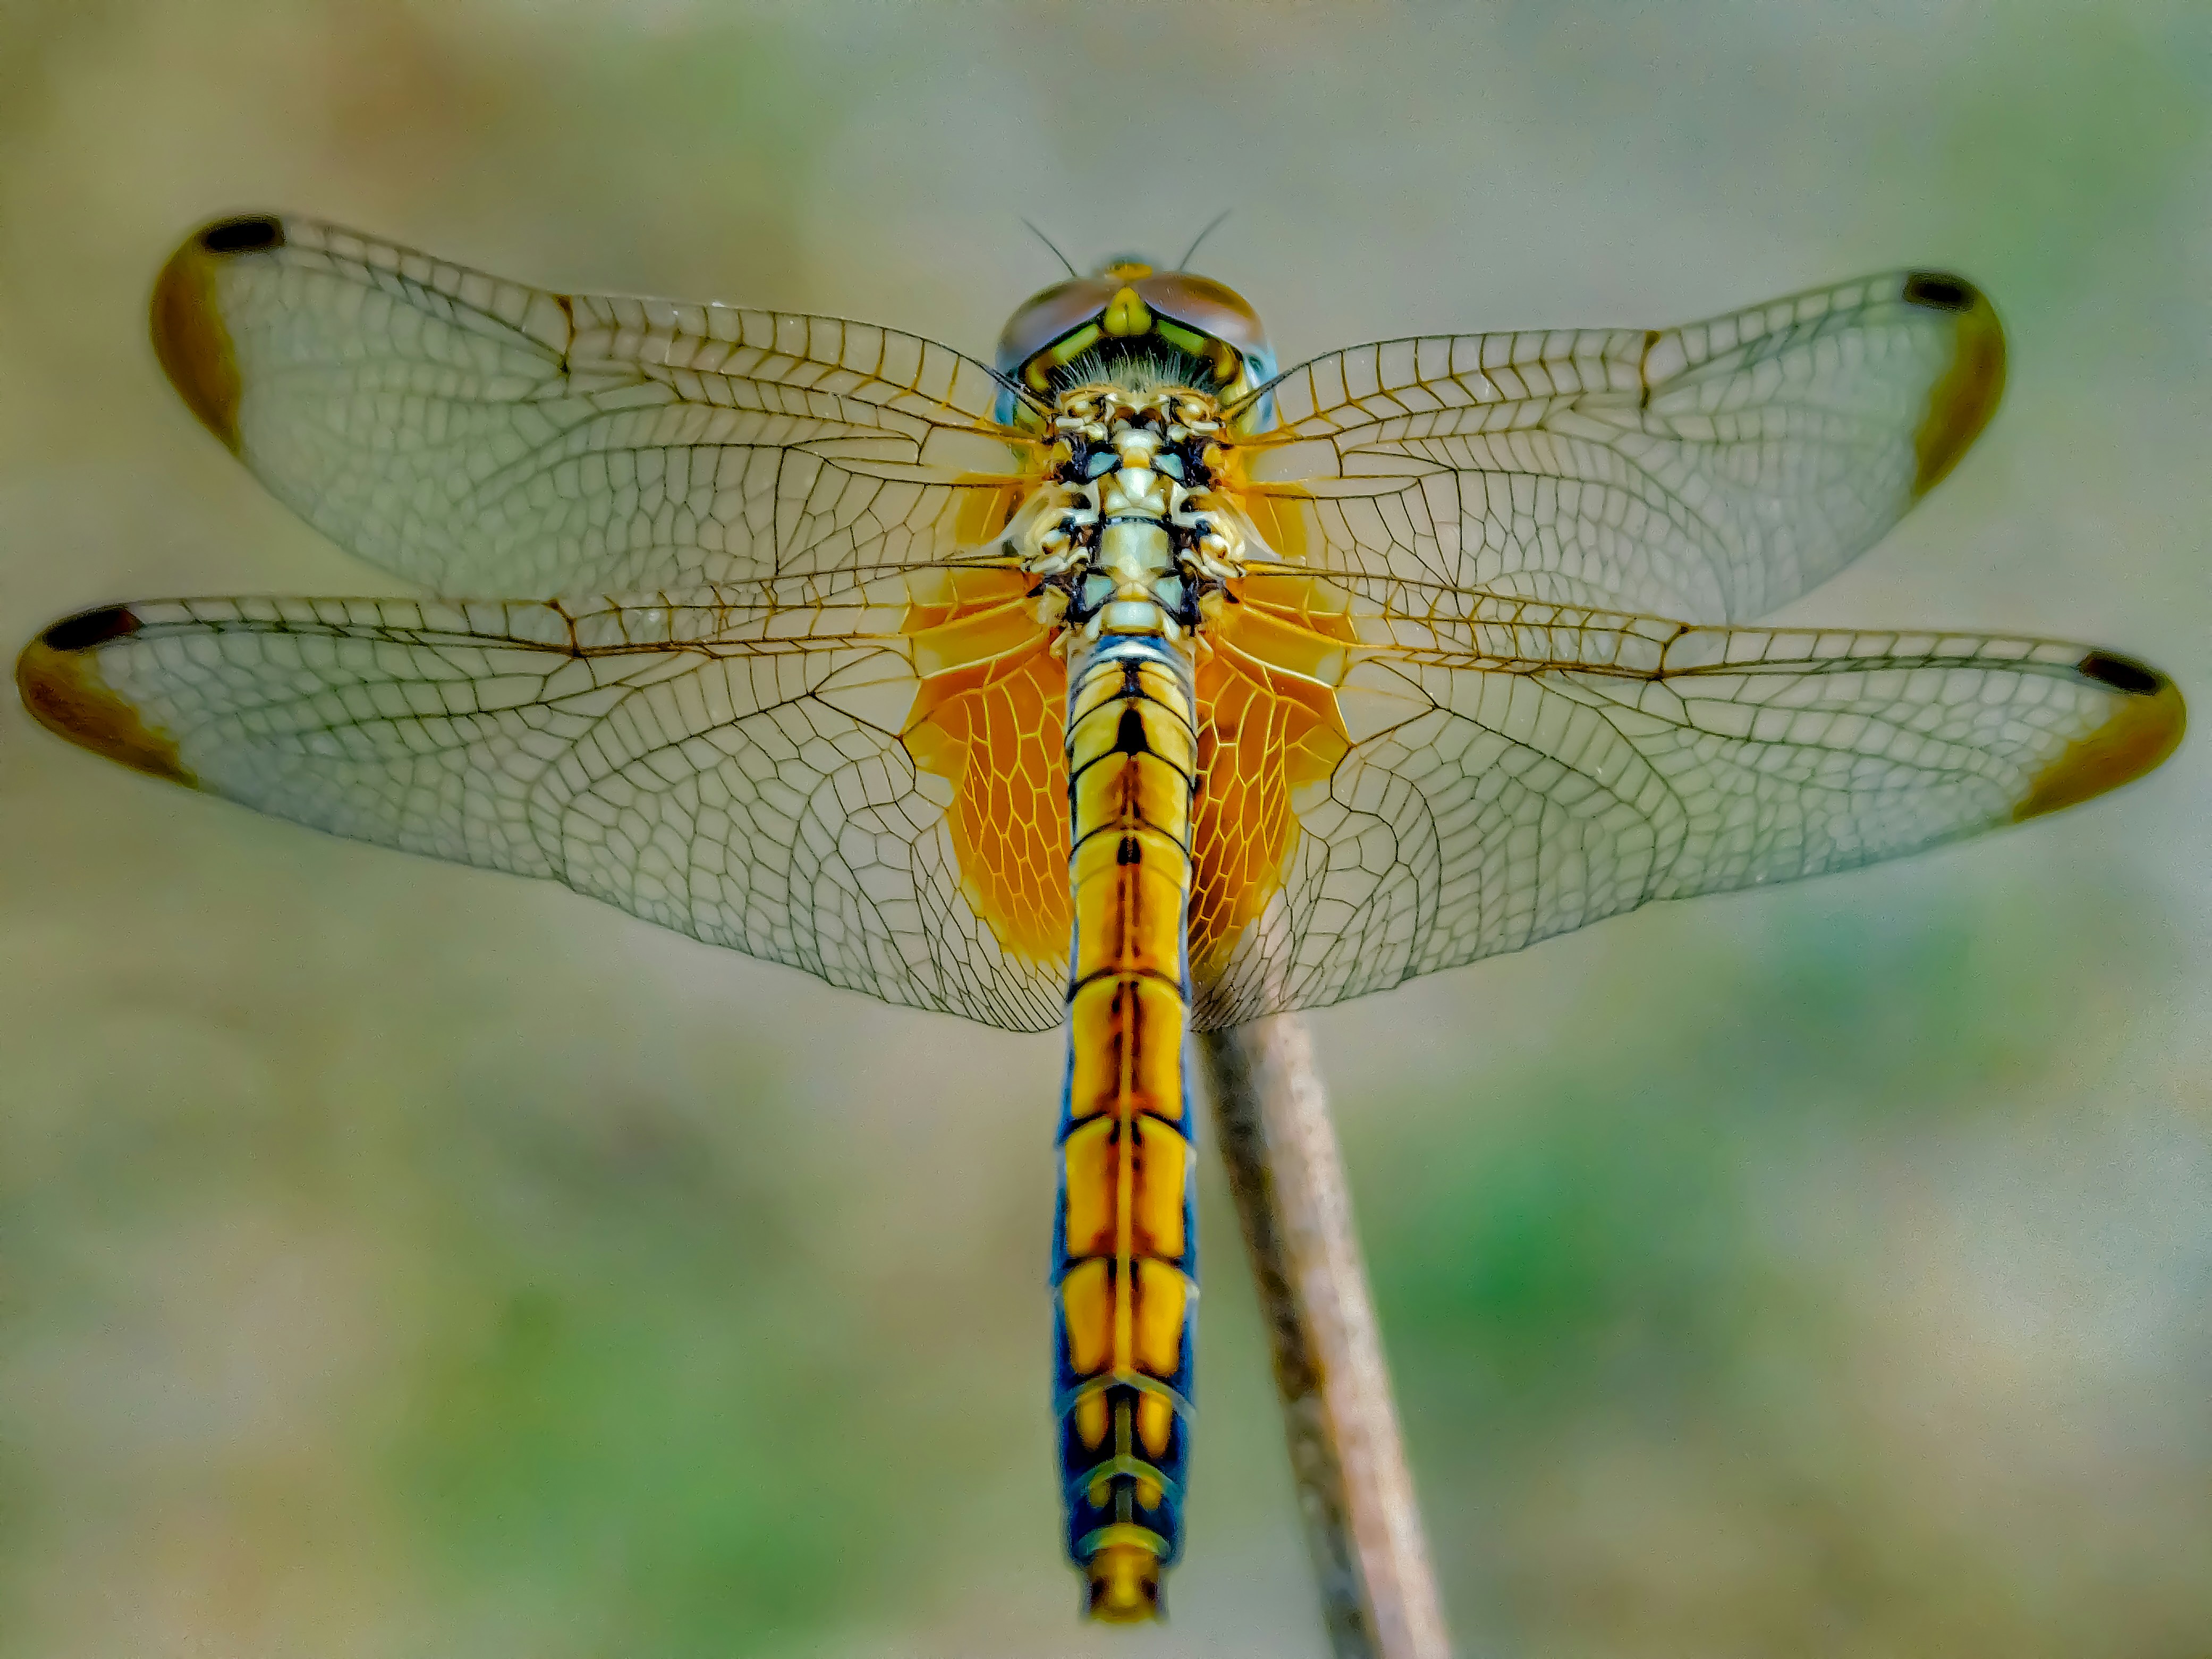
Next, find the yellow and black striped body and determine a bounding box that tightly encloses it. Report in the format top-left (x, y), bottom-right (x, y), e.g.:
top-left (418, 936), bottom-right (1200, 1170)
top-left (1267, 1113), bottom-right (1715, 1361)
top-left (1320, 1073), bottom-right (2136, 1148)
top-left (1053, 631), bottom-right (1201, 1621)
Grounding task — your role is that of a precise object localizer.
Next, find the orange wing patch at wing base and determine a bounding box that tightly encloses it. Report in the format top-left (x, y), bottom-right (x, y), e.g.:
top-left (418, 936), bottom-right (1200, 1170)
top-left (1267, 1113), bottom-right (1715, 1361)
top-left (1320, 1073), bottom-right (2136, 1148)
top-left (900, 567), bottom-right (1072, 964)
top-left (1216, 441), bottom-right (1315, 565)
top-left (16, 607), bottom-right (196, 786)
top-left (896, 552), bottom-right (1374, 987)
top-left (1186, 573), bottom-right (1359, 982)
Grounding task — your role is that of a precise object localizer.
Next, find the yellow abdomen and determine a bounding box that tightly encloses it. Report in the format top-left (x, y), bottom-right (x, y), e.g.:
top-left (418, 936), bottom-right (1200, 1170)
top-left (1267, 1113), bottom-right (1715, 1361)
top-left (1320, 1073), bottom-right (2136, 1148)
top-left (1052, 633), bottom-right (1200, 1622)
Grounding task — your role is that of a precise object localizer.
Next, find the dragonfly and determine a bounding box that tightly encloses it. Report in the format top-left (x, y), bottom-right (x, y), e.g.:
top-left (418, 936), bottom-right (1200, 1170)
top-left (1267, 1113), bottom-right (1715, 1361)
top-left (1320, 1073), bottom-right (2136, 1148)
top-left (15, 212), bottom-right (2183, 1622)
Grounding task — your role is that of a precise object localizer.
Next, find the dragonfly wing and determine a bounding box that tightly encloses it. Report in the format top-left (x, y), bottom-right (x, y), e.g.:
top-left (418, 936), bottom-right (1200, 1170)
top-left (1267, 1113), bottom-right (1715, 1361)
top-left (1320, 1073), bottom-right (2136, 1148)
top-left (1195, 600), bottom-right (2180, 1026)
top-left (153, 213), bottom-right (1044, 595)
top-left (1232, 270), bottom-right (2003, 619)
top-left (17, 587), bottom-right (1066, 1032)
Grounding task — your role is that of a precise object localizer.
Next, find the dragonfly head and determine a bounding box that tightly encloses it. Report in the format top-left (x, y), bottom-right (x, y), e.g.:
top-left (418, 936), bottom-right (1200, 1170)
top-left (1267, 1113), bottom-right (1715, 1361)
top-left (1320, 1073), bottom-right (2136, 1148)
top-left (995, 255), bottom-right (1277, 422)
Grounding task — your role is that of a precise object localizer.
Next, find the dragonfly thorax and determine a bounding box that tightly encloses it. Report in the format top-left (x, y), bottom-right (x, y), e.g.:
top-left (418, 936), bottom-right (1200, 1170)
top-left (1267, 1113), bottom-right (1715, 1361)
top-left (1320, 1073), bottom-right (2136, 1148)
top-left (1017, 385), bottom-right (1249, 645)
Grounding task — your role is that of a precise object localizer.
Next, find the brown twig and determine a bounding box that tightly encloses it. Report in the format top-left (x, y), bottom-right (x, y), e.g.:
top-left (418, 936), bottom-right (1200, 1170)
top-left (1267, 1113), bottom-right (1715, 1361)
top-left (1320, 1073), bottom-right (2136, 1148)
top-left (1198, 1017), bottom-right (1452, 1659)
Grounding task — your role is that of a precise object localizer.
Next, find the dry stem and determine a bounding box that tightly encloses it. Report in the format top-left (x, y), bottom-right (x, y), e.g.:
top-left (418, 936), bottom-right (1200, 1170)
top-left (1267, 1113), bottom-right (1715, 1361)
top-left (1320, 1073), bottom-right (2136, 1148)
top-left (1198, 1017), bottom-right (1452, 1659)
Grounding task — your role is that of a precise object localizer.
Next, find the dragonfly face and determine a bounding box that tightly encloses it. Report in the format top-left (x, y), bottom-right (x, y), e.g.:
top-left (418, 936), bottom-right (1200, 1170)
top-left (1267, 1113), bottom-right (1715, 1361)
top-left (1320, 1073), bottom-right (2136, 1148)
top-left (994, 256), bottom-right (1278, 412)
top-left (14, 211), bottom-right (2185, 1625)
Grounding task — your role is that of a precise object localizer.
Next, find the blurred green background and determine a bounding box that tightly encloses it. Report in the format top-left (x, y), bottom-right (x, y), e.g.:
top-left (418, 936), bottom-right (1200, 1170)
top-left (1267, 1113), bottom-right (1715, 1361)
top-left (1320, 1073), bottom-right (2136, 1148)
top-left (3, 4), bottom-right (2207, 1655)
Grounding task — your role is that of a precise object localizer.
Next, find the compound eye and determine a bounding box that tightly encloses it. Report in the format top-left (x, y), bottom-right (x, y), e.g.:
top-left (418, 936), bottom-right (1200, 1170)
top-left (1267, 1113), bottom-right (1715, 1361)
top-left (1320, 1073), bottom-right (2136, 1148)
top-left (1134, 272), bottom-right (1269, 357)
top-left (995, 277), bottom-right (1115, 377)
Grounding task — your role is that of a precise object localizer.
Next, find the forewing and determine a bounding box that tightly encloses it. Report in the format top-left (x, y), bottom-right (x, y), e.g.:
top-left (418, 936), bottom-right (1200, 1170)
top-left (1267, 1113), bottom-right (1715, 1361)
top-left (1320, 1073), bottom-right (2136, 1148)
top-left (154, 213), bottom-right (1044, 596)
top-left (16, 588), bottom-right (1064, 1032)
top-left (1197, 600), bottom-right (2180, 1026)
top-left (1232, 271), bottom-right (2004, 620)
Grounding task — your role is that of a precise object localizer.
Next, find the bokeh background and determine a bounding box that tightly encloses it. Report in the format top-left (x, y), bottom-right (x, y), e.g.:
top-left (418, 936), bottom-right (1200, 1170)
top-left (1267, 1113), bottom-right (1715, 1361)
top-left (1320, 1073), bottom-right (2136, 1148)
top-left (3, 4), bottom-right (2208, 1655)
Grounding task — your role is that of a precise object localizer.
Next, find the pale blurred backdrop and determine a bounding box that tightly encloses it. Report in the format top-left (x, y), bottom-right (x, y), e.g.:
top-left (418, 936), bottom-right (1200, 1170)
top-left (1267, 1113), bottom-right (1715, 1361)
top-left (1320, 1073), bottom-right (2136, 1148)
top-left (3, 4), bottom-right (2208, 1656)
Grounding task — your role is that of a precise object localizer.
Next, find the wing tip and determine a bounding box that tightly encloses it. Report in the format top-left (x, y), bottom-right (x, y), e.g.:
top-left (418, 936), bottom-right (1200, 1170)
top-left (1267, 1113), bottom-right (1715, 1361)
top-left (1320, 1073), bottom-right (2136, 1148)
top-left (38, 603), bottom-right (143, 653)
top-left (2013, 650), bottom-right (2184, 822)
top-left (1905, 270), bottom-right (2006, 498)
top-left (1901, 270), bottom-right (1978, 314)
top-left (196, 213), bottom-right (286, 257)
top-left (16, 607), bottom-right (197, 788)
top-left (151, 214), bottom-right (285, 452)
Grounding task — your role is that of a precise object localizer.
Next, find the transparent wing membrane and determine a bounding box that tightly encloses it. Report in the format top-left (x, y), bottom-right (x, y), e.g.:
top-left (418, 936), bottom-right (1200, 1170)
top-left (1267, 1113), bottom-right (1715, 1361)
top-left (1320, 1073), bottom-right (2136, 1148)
top-left (152, 213), bottom-right (1045, 597)
top-left (21, 585), bottom-right (2177, 1032)
top-left (15, 216), bottom-right (2179, 1036)
top-left (19, 589), bottom-right (1065, 1032)
top-left (1190, 592), bottom-right (2180, 1025)
top-left (1232, 270), bottom-right (2005, 619)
